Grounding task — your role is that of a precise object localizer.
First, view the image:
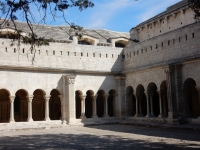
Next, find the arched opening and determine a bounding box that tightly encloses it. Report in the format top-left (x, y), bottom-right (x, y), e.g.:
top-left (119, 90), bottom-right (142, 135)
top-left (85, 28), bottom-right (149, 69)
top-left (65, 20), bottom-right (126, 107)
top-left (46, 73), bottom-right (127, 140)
top-left (160, 81), bottom-right (168, 117)
top-left (78, 37), bottom-right (94, 45)
top-left (147, 83), bottom-right (160, 117)
top-left (115, 40), bottom-right (128, 48)
top-left (32, 89), bottom-right (45, 121)
top-left (125, 86), bottom-right (136, 116)
top-left (75, 90), bottom-right (82, 119)
top-left (14, 89), bottom-right (28, 122)
top-left (85, 90), bottom-right (93, 118)
top-left (107, 89), bottom-right (116, 117)
top-left (136, 85), bottom-right (147, 116)
top-left (183, 78), bottom-right (200, 118)
top-left (96, 90), bottom-right (105, 118)
top-left (50, 89), bottom-right (61, 120)
top-left (0, 89), bottom-right (10, 123)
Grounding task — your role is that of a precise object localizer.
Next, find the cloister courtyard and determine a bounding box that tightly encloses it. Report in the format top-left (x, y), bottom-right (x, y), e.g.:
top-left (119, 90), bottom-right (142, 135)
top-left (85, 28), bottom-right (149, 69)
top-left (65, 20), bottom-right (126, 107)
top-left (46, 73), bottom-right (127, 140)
top-left (0, 124), bottom-right (200, 149)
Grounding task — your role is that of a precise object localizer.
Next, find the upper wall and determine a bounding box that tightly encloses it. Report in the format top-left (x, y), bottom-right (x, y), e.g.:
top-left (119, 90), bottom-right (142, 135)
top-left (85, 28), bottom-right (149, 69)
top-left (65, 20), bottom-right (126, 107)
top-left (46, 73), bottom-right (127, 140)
top-left (0, 39), bottom-right (124, 73)
top-left (130, 2), bottom-right (195, 42)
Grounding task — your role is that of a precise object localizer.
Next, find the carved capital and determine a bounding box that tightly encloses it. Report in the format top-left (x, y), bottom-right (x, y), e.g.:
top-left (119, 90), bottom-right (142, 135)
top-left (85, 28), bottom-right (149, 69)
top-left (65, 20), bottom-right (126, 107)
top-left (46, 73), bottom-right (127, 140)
top-left (27, 95), bottom-right (33, 102)
top-left (44, 95), bottom-right (51, 101)
top-left (115, 75), bottom-right (126, 86)
top-left (9, 96), bottom-right (15, 102)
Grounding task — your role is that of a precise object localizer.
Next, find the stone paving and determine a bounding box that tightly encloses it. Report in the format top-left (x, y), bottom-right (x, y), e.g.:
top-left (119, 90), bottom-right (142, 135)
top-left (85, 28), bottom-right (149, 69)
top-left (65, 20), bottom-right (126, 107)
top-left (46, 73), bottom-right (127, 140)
top-left (0, 124), bottom-right (200, 149)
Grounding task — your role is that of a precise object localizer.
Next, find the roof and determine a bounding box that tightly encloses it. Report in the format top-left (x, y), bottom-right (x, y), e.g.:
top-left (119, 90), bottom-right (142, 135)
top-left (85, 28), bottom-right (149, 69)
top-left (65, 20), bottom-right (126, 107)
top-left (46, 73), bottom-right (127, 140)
top-left (0, 19), bottom-right (129, 44)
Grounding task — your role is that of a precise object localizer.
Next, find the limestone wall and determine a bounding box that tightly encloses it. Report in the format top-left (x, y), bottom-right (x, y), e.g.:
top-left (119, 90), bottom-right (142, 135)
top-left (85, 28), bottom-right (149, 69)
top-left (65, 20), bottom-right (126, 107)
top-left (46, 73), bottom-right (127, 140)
top-left (0, 39), bottom-right (123, 73)
top-left (130, 6), bottom-right (195, 42)
top-left (124, 22), bottom-right (200, 72)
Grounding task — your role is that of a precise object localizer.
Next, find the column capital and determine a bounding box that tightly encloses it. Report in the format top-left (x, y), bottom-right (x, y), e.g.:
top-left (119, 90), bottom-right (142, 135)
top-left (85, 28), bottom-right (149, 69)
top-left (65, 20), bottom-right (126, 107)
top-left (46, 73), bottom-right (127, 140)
top-left (115, 75), bottom-right (126, 86)
top-left (9, 96), bottom-right (15, 102)
top-left (58, 95), bottom-right (63, 99)
top-left (26, 95), bottom-right (34, 102)
top-left (44, 95), bottom-right (51, 101)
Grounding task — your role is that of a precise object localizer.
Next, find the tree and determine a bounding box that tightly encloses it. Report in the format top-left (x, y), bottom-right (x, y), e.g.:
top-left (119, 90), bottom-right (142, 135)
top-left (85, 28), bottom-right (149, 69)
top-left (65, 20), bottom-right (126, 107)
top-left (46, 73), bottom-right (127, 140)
top-left (189, 0), bottom-right (200, 20)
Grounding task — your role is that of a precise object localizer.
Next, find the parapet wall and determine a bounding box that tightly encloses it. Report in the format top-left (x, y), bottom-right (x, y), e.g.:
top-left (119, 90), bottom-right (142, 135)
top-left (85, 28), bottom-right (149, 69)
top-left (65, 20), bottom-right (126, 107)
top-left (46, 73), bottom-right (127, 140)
top-left (124, 22), bottom-right (200, 72)
top-left (0, 39), bottom-right (123, 73)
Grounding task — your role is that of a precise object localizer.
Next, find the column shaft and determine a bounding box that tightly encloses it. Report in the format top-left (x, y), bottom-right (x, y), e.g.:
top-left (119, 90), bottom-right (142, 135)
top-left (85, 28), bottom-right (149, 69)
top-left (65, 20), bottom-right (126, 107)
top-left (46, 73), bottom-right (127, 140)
top-left (92, 96), bottom-right (97, 118)
top-left (27, 96), bottom-right (33, 122)
top-left (150, 95), bottom-right (154, 117)
top-left (9, 96), bottom-right (15, 123)
top-left (134, 95), bottom-right (138, 117)
top-left (44, 96), bottom-right (50, 121)
top-left (145, 93), bottom-right (150, 117)
top-left (81, 96), bottom-right (86, 119)
top-left (158, 91), bottom-right (164, 118)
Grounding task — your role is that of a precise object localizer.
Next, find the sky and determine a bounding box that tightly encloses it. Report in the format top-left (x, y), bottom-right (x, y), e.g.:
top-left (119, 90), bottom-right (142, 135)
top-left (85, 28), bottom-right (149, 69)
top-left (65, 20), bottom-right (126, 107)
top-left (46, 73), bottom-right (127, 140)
top-left (3, 0), bottom-right (182, 33)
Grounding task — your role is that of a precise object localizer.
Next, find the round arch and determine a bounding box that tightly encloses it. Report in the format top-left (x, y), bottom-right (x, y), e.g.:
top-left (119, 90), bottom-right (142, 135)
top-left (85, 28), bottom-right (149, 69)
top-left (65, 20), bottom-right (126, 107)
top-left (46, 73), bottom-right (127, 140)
top-left (50, 89), bottom-right (61, 120)
top-left (96, 90), bottom-right (105, 118)
top-left (136, 84), bottom-right (147, 116)
top-left (125, 86), bottom-right (136, 116)
top-left (107, 89), bottom-right (116, 117)
top-left (0, 89), bottom-right (10, 123)
top-left (75, 90), bottom-right (83, 119)
top-left (85, 90), bottom-right (94, 118)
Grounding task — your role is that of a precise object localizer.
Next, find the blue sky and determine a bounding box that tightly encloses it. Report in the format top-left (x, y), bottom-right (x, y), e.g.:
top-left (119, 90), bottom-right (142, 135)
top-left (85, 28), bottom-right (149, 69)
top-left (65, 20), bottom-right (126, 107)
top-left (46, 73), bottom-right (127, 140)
top-left (53, 0), bottom-right (182, 32)
top-left (5, 0), bottom-right (182, 32)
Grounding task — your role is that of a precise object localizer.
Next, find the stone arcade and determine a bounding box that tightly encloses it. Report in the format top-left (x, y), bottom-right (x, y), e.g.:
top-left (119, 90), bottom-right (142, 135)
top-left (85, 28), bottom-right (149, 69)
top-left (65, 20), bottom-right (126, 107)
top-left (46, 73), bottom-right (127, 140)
top-left (0, 0), bottom-right (200, 129)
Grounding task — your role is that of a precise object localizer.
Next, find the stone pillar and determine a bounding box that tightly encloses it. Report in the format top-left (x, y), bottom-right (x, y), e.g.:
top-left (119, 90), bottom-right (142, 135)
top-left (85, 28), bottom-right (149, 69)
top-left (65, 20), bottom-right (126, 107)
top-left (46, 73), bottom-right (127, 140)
top-left (65, 75), bottom-right (76, 123)
top-left (134, 94), bottom-right (138, 117)
top-left (145, 92), bottom-right (150, 117)
top-left (158, 91), bottom-right (164, 118)
top-left (104, 94), bottom-right (109, 117)
top-left (9, 96), bottom-right (15, 123)
top-left (115, 75), bottom-right (126, 118)
top-left (92, 95), bottom-right (97, 118)
top-left (27, 96), bottom-right (33, 122)
top-left (81, 95), bottom-right (86, 119)
top-left (44, 95), bottom-right (50, 121)
top-left (165, 69), bottom-right (173, 118)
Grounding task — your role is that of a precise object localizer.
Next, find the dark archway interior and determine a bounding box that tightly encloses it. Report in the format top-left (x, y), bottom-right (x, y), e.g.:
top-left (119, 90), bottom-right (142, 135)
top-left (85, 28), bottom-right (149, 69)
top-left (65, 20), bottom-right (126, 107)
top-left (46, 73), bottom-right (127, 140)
top-left (108, 90), bottom-right (116, 117)
top-left (96, 90), bottom-right (105, 118)
top-left (0, 89), bottom-right (10, 123)
top-left (32, 89), bottom-right (45, 121)
top-left (147, 83), bottom-right (160, 117)
top-left (183, 78), bottom-right (200, 118)
top-left (50, 89), bottom-right (61, 120)
top-left (14, 90), bottom-right (28, 122)
top-left (85, 90), bottom-right (93, 118)
top-left (126, 87), bottom-right (136, 116)
top-left (136, 85), bottom-right (147, 116)
top-left (160, 81), bottom-right (168, 117)
top-left (115, 42), bottom-right (125, 48)
top-left (75, 91), bottom-right (82, 119)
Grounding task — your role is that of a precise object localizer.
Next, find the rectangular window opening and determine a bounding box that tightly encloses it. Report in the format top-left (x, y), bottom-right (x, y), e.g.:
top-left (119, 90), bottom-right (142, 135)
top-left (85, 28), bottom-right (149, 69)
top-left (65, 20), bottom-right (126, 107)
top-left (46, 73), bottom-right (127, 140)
top-left (74, 52), bottom-right (76, 56)
top-left (60, 51), bottom-right (62, 55)
top-left (81, 52), bottom-right (83, 56)
top-left (14, 48), bottom-right (16, 53)
top-left (53, 51), bottom-right (55, 55)
top-left (5, 47), bottom-right (7, 52)
top-left (106, 54), bottom-right (108, 58)
top-left (192, 33), bottom-right (194, 38)
top-left (168, 40), bottom-right (170, 46)
top-left (179, 37), bottom-right (181, 43)
top-left (186, 35), bottom-right (187, 41)
top-left (68, 51), bottom-right (69, 56)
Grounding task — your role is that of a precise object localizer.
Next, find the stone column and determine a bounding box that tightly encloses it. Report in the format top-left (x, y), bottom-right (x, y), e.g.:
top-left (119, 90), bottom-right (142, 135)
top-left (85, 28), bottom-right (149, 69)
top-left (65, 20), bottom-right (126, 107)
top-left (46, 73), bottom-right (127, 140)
top-left (163, 94), bottom-right (167, 116)
top-left (115, 75), bottom-right (126, 118)
top-left (165, 69), bottom-right (173, 118)
top-left (27, 96), bottom-right (33, 122)
top-left (92, 95), bottom-right (97, 118)
top-left (63, 75), bottom-right (76, 123)
top-left (103, 94), bottom-right (109, 117)
top-left (145, 92), bottom-right (150, 118)
top-left (81, 95), bottom-right (86, 119)
top-left (158, 91), bottom-right (164, 118)
top-left (44, 95), bottom-right (50, 121)
top-left (9, 96), bottom-right (15, 123)
top-left (134, 94), bottom-right (138, 117)
top-left (196, 87), bottom-right (200, 119)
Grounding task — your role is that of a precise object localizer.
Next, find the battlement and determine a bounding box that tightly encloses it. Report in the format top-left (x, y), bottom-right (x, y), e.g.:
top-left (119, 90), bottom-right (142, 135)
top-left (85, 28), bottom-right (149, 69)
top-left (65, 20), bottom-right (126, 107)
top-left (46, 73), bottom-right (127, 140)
top-left (124, 21), bottom-right (200, 72)
top-left (0, 39), bottom-right (124, 73)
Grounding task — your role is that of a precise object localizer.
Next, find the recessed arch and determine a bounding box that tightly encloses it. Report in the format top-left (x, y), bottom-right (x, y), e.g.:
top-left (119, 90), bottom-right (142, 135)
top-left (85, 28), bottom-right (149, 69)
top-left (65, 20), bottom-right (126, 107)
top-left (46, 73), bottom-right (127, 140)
top-left (75, 90), bottom-right (83, 119)
top-left (50, 89), bottom-right (61, 120)
top-left (107, 89), bottom-right (116, 117)
top-left (183, 78), bottom-right (199, 118)
top-left (147, 82), bottom-right (160, 117)
top-left (32, 89), bottom-right (45, 121)
top-left (96, 90), bottom-right (105, 118)
top-left (0, 89), bottom-right (10, 123)
top-left (115, 40), bottom-right (129, 48)
top-left (14, 89), bottom-right (29, 122)
top-left (85, 90), bottom-right (94, 118)
top-left (126, 86), bottom-right (136, 116)
top-left (136, 84), bottom-right (147, 116)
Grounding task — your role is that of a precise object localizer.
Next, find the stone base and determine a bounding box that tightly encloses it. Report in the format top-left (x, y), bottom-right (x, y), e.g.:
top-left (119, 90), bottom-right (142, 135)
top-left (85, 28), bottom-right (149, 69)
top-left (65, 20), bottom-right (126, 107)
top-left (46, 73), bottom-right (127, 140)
top-left (134, 114), bottom-right (144, 117)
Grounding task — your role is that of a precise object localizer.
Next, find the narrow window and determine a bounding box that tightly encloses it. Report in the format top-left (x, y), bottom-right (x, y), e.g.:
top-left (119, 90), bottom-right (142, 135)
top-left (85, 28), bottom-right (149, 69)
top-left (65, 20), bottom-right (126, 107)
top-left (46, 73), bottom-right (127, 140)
top-left (127, 53), bottom-right (128, 58)
top-left (156, 44), bottom-right (158, 49)
top-left (112, 54), bottom-right (114, 58)
top-left (14, 48), bottom-right (16, 53)
top-left (173, 39), bottom-right (175, 44)
top-left (68, 51), bottom-right (69, 56)
top-left (168, 40), bottom-right (170, 46)
top-left (93, 53), bottom-right (95, 57)
top-left (162, 42), bottom-right (163, 47)
top-left (22, 48), bottom-right (25, 53)
top-left (186, 35), bottom-right (187, 41)
top-left (192, 33), bottom-right (194, 38)
top-left (134, 51), bottom-right (135, 55)
top-left (38, 50), bottom-right (40, 54)
top-left (87, 53), bottom-right (88, 57)
top-left (179, 37), bottom-right (181, 43)
top-left (141, 49), bottom-right (143, 53)
top-left (106, 54), bottom-right (108, 58)
top-left (150, 46), bottom-right (152, 50)
top-left (100, 54), bottom-right (101, 57)
top-left (81, 52), bottom-right (83, 56)
top-left (5, 47), bottom-right (7, 52)
top-left (46, 50), bottom-right (48, 55)
top-left (60, 51), bottom-right (62, 55)
top-left (74, 52), bottom-right (76, 56)
top-left (53, 51), bottom-right (55, 55)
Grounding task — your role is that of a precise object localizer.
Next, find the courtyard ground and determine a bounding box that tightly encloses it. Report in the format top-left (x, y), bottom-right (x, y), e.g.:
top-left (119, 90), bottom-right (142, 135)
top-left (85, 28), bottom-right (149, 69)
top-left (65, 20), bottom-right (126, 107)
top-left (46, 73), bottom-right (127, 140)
top-left (0, 124), bottom-right (200, 149)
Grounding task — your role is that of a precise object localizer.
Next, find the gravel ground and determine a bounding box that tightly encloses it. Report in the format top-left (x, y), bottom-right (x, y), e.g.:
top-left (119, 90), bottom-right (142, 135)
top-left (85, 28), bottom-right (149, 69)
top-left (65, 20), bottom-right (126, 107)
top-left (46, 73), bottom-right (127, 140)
top-left (0, 124), bottom-right (200, 149)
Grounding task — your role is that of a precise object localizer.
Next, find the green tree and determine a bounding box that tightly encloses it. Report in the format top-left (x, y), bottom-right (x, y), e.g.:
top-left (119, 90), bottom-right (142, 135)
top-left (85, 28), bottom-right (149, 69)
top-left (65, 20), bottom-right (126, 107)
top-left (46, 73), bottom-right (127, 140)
top-left (189, 0), bottom-right (200, 20)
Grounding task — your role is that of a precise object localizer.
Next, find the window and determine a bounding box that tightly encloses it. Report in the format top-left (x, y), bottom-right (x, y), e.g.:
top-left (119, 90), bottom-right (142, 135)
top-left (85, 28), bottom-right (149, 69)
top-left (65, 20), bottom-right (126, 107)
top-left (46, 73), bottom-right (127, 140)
top-left (81, 52), bottom-right (83, 56)
top-left (22, 48), bottom-right (25, 53)
top-left (186, 35), bottom-right (187, 41)
top-left (192, 33), bottom-right (194, 38)
top-left (115, 43), bottom-right (125, 48)
top-left (53, 51), bottom-right (55, 55)
top-left (14, 48), bottom-right (16, 53)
